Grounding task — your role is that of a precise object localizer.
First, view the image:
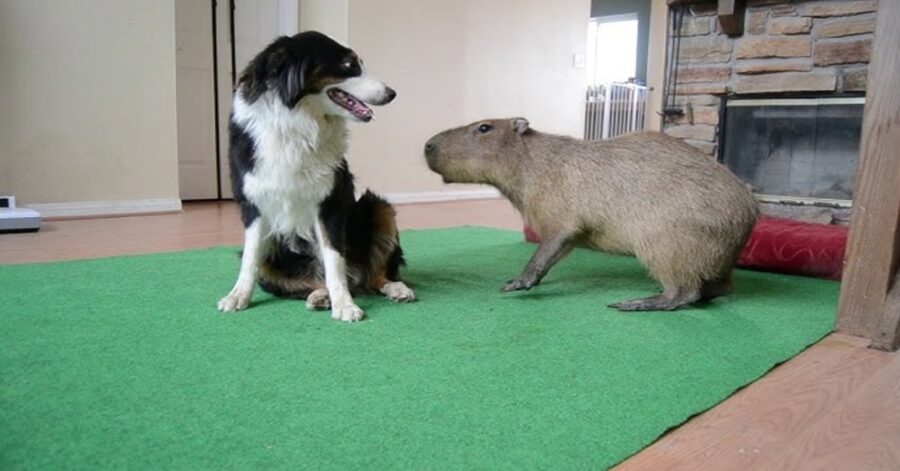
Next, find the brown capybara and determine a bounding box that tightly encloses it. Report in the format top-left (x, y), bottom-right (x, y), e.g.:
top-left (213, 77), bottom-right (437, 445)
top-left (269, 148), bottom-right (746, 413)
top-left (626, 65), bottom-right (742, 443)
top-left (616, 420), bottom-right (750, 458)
top-left (424, 118), bottom-right (758, 311)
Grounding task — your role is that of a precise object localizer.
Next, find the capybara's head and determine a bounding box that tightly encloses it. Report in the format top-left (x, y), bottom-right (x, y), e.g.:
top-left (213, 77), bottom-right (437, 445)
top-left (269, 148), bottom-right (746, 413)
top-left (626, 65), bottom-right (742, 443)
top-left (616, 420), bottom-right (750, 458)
top-left (424, 118), bottom-right (531, 183)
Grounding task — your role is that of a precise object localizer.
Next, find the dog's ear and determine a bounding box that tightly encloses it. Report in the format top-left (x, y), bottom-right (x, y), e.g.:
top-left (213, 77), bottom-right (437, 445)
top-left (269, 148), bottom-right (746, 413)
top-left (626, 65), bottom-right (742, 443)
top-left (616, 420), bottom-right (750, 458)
top-left (275, 55), bottom-right (309, 109)
top-left (237, 38), bottom-right (310, 107)
top-left (238, 52), bottom-right (271, 104)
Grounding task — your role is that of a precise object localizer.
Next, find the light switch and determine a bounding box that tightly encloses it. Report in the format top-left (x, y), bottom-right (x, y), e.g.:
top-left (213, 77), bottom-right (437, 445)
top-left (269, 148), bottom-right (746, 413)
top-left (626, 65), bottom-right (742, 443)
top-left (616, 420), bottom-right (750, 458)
top-left (573, 53), bottom-right (585, 69)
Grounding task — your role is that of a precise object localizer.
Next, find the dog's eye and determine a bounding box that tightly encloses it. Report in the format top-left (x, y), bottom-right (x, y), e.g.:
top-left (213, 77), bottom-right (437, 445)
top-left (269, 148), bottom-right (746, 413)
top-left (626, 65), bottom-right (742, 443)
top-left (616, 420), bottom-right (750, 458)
top-left (342, 60), bottom-right (353, 70)
top-left (477, 124), bottom-right (493, 134)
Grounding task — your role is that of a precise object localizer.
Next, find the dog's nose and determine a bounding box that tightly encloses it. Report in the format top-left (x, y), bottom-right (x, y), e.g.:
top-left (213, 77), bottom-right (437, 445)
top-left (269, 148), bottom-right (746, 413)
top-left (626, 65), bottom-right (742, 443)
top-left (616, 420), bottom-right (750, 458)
top-left (384, 87), bottom-right (397, 103)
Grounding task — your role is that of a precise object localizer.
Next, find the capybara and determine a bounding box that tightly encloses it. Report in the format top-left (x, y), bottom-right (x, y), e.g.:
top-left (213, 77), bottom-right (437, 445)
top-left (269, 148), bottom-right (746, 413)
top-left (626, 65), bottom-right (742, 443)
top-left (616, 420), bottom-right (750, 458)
top-left (424, 118), bottom-right (758, 311)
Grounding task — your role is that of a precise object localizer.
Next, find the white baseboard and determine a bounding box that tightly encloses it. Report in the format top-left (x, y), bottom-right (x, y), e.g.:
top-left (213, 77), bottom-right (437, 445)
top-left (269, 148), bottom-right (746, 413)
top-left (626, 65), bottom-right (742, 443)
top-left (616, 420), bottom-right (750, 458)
top-left (23, 191), bottom-right (495, 218)
top-left (26, 198), bottom-right (183, 219)
top-left (383, 189), bottom-right (502, 205)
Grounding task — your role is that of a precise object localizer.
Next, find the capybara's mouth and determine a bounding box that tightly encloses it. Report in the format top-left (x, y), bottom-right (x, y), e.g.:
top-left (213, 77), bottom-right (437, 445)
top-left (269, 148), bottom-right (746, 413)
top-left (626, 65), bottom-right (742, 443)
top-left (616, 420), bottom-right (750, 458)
top-left (425, 154), bottom-right (450, 182)
top-left (327, 88), bottom-right (372, 122)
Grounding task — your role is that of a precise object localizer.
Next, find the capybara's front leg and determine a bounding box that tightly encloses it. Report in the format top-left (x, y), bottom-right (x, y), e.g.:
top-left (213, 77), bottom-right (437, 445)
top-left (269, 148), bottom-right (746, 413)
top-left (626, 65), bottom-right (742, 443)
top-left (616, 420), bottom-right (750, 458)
top-left (501, 236), bottom-right (574, 292)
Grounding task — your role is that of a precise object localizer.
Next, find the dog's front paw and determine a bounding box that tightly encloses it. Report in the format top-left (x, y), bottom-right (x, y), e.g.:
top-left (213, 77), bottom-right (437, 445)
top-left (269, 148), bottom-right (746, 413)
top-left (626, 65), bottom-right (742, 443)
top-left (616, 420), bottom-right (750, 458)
top-left (217, 290), bottom-right (251, 312)
top-left (500, 277), bottom-right (534, 292)
top-left (305, 288), bottom-right (331, 310)
top-left (381, 281), bottom-right (416, 303)
top-left (332, 303), bottom-right (365, 322)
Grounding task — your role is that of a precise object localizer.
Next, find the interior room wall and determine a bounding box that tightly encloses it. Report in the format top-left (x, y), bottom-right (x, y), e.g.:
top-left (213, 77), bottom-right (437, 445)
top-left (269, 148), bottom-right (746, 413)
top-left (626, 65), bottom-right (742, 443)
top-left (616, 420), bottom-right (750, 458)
top-left (345, 0), bottom-right (591, 199)
top-left (0, 0), bottom-right (593, 213)
top-left (0, 0), bottom-right (181, 215)
top-left (300, 0), bottom-right (347, 43)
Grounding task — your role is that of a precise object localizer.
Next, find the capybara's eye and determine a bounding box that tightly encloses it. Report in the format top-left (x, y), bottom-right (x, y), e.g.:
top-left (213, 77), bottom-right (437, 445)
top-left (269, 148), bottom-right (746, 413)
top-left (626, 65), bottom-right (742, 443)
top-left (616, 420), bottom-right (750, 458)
top-left (478, 124), bottom-right (493, 134)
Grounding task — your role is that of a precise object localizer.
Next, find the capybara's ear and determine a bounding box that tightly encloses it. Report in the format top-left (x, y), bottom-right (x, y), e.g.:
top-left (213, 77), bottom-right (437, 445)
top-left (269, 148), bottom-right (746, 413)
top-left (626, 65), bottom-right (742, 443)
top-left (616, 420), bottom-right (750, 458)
top-left (511, 118), bottom-right (530, 135)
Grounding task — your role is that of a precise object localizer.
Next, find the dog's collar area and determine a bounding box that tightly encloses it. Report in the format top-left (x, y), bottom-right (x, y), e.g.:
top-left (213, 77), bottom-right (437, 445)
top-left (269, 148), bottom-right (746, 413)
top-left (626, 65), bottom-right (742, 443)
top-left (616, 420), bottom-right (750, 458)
top-left (327, 88), bottom-right (373, 122)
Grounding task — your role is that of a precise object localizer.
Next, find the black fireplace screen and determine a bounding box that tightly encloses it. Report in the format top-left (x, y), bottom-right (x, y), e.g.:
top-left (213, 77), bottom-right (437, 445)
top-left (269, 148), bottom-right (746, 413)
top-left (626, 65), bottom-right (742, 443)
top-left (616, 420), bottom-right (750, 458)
top-left (721, 98), bottom-right (864, 202)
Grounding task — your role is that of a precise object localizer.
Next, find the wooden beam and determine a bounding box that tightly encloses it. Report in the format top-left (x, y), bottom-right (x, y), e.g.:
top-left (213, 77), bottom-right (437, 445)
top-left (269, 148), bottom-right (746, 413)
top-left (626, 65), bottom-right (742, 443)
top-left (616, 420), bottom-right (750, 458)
top-left (666, 0), bottom-right (711, 6)
top-left (717, 0), bottom-right (745, 36)
top-left (836, 0), bottom-right (900, 351)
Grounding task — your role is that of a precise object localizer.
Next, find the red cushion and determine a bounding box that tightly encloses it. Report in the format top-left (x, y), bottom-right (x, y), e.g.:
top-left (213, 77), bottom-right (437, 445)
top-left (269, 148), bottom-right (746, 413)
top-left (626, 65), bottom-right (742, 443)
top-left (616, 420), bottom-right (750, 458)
top-left (523, 216), bottom-right (848, 280)
top-left (737, 216), bottom-right (847, 280)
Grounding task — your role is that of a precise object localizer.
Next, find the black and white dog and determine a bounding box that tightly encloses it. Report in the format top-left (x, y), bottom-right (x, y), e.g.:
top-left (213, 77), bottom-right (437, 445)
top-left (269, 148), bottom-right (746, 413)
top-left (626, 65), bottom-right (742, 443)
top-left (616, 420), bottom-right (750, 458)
top-left (217, 31), bottom-right (415, 322)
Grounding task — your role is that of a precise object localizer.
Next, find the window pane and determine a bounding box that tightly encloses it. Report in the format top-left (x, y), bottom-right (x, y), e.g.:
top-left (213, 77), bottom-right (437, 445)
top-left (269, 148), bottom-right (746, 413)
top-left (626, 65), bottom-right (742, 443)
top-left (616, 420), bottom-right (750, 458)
top-left (722, 100), bottom-right (862, 201)
top-left (588, 16), bottom-right (638, 85)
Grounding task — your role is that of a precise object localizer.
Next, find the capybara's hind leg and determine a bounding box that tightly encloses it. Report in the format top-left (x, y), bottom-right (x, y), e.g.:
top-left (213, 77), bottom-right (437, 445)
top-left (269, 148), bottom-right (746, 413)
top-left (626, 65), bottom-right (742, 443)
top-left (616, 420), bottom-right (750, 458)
top-left (701, 277), bottom-right (733, 301)
top-left (609, 285), bottom-right (701, 312)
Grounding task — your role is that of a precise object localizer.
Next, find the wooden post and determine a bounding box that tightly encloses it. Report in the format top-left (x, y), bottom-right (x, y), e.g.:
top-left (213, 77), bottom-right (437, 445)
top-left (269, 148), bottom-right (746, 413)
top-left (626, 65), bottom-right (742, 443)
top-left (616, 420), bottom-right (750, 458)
top-left (666, 0), bottom-right (710, 5)
top-left (835, 0), bottom-right (900, 351)
top-left (665, 0), bottom-right (745, 36)
top-left (717, 0), bottom-right (745, 36)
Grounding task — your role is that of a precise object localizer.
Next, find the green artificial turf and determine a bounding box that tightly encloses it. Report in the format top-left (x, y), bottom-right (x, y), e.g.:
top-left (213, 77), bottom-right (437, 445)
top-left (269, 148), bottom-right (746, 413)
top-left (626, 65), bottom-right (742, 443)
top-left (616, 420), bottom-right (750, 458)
top-left (1, 227), bottom-right (838, 469)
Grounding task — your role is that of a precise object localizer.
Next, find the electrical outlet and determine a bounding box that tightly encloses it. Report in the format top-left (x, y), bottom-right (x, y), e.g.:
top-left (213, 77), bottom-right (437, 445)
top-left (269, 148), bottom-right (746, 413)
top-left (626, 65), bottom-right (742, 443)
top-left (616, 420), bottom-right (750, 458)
top-left (0, 196), bottom-right (15, 209)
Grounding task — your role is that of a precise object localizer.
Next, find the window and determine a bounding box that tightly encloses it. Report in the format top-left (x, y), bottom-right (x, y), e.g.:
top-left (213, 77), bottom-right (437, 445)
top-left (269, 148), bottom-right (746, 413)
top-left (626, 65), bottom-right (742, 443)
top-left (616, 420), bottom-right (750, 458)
top-left (586, 14), bottom-right (639, 86)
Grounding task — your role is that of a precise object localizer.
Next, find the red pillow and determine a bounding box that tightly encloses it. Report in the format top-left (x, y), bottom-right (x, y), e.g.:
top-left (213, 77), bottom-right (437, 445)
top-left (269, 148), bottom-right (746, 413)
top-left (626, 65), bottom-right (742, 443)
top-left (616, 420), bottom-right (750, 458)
top-left (737, 216), bottom-right (847, 280)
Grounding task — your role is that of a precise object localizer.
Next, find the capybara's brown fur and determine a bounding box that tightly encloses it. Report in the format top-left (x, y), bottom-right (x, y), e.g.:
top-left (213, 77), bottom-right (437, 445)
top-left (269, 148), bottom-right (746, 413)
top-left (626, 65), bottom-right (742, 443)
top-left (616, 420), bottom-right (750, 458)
top-left (424, 118), bottom-right (759, 311)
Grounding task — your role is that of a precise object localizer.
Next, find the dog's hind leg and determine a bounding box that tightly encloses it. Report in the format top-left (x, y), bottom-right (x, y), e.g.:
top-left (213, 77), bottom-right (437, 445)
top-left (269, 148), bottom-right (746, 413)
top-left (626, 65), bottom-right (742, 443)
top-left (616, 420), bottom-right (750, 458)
top-left (371, 275), bottom-right (416, 303)
top-left (305, 288), bottom-right (331, 310)
top-left (218, 218), bottom-right (269, 312)
top-left (359, 193), bottom-right (416, 303)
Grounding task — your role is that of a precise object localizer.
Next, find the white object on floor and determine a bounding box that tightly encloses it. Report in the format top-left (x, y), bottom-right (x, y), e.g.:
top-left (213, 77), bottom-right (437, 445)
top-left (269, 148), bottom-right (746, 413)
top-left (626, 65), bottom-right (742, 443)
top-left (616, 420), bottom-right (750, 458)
top-left (0, 205), bottom-right (42, 232)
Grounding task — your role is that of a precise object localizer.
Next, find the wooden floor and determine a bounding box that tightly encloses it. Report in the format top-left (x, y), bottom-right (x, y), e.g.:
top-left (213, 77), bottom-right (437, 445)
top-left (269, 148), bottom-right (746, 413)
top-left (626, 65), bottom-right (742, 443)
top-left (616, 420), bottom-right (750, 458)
top-left (2, 200), bottom-right (898, 469)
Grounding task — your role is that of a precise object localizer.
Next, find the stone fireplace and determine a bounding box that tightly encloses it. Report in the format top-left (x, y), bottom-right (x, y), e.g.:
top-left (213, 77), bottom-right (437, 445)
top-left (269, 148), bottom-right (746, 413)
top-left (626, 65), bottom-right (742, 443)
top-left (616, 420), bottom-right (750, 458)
top-left (661, 0), bottom-right (876, 224)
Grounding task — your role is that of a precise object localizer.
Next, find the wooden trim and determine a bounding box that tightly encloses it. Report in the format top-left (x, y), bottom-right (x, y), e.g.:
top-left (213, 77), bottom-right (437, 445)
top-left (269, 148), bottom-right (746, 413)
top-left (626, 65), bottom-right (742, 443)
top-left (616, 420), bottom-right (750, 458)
top-left (666, 0), bottom-right (710, 5)
top-left (383, 189), bottom-right (502, 205)
top-left (26, 199), bottom-right (184, 219)
top-left (644, 0), bottom-right (669, 132)
top-left (835, 0), bottom-right (900, 351)
top-left (717, 0), bottom-right (745, 36)
top-left (666, 0), bottom-right (745, 36)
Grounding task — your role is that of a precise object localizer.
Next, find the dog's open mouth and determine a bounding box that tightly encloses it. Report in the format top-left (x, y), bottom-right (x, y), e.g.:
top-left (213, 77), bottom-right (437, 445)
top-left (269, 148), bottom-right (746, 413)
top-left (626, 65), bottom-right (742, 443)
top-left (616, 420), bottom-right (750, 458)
top-left (327, 88), bottom-right (373, 122)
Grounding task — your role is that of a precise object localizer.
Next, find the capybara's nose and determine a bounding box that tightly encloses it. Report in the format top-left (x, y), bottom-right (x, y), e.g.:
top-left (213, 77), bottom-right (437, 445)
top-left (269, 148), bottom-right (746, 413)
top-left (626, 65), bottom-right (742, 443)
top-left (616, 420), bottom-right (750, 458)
top-left (384, 87), bottom-right (397, 103)
top-left (424, 140), bottom-right (435, 155)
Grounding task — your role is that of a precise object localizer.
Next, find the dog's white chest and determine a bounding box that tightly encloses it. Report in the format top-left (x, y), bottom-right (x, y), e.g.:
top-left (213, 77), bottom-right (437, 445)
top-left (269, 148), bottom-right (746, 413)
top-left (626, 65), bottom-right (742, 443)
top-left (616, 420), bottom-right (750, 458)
top-left (234, 94), bottom-right (347, 238)
top-left (243, 157), bottom-right (336, 237)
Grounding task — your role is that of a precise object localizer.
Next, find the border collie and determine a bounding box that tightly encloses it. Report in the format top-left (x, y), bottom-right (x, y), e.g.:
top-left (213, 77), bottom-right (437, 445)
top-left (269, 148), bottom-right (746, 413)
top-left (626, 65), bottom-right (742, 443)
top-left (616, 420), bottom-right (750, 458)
top-left (217, 31), bottom-right (415, 322)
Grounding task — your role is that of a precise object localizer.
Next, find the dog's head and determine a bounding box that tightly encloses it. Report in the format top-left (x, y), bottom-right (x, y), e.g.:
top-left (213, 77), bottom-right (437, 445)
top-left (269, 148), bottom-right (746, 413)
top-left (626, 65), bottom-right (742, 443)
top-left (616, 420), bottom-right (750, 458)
top-left (237, 31), bottom-right (395, 122)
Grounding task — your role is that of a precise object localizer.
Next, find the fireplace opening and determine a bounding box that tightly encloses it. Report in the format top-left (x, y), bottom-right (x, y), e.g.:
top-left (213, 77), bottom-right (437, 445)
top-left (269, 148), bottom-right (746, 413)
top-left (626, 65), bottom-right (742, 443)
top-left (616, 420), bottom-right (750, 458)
top-left (720, 97), bottom-right (864, 207)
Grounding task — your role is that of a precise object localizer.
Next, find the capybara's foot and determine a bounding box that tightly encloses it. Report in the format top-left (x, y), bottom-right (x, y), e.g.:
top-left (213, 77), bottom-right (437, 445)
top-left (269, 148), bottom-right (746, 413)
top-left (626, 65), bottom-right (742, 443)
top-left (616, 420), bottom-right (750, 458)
top-left (701, 278), bottom-right (733, 301)
top-left (609, 289), bottom-right (701, 312)
top-left (500, 277), bottom-right (537, 292)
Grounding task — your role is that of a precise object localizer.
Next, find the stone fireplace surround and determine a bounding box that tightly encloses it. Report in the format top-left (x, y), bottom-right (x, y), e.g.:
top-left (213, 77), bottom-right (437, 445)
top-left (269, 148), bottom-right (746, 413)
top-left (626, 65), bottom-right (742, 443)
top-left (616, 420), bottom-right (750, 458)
top-left (661, 0), bottom-right (876, 224)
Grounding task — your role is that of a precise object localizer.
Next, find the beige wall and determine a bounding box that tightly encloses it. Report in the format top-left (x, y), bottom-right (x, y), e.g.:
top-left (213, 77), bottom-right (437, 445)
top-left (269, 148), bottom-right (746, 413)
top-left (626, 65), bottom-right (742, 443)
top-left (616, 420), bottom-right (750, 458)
top-left (345, 0), bottom-right (591, 196)
top-left (0, 1), bottom-right (592, 209)
top-left (0, 0), bottom-right (179, 206)
top-left (300, 0), bottom-right (347, 43)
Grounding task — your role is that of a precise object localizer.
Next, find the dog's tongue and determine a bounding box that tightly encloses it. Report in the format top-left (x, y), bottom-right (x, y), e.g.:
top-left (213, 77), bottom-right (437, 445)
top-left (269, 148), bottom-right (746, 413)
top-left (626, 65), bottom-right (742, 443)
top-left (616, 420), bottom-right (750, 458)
top-left (328, 89), bottom-right (373, 121)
